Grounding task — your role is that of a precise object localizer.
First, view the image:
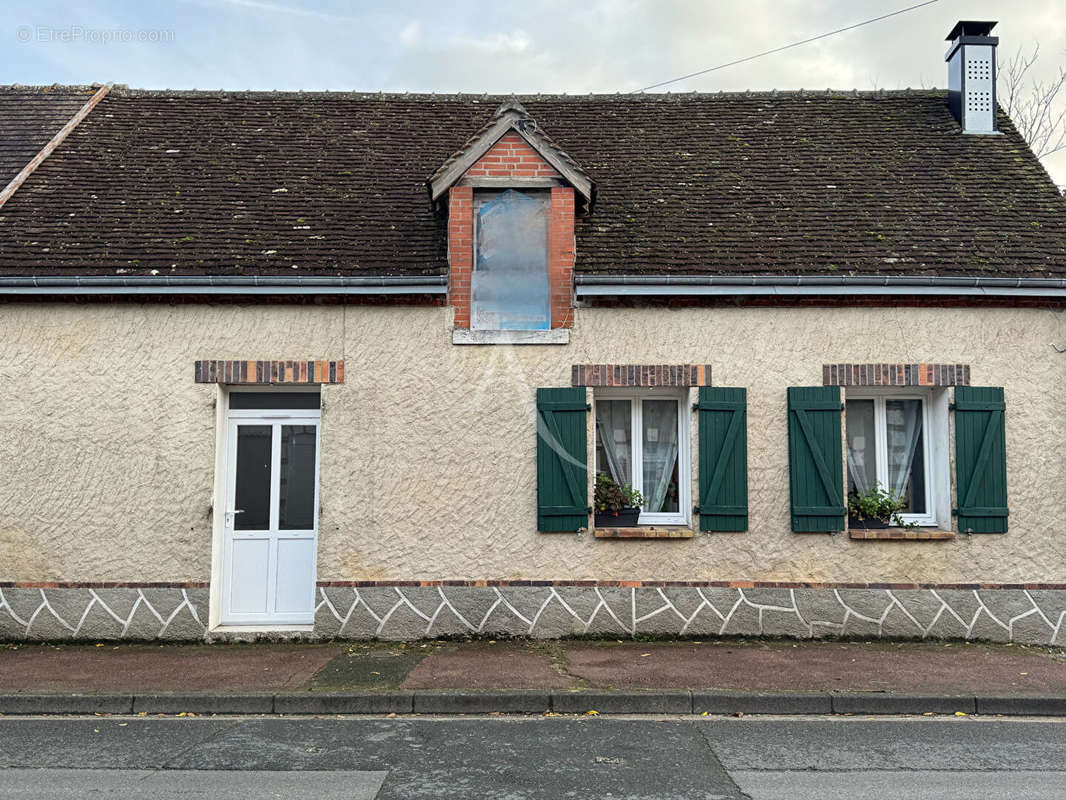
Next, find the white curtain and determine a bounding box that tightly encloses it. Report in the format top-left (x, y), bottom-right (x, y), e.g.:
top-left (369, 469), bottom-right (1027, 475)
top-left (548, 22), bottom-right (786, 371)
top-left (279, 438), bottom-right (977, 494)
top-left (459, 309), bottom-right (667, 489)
top-left (845, 400), bottom-right (876, 495)
top-left (886, 399), bottom-right (923, 505)
top-left (642, 400), bottom-right (679, 513)
top-left (595, 400), bottom-right (631, 486)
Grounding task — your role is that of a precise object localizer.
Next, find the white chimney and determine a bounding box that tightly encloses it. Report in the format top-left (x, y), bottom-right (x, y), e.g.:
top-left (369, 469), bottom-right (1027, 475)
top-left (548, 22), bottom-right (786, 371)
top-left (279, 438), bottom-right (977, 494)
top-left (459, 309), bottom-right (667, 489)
top-left (945, 20), bottom-right (999, 134)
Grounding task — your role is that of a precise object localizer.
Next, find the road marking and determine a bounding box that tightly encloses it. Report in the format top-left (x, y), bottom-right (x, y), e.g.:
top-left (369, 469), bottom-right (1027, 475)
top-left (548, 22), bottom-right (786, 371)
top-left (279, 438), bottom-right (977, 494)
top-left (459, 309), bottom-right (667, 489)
top-left (0, 769), bottom-right (388, 799)
top-left (731, 770), bottom-right (1066, 800)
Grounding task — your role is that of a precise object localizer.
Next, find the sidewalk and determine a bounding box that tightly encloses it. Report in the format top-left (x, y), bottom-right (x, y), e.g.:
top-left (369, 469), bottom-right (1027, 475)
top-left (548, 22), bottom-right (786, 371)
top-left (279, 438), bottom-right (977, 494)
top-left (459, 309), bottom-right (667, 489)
top-left (2, 638), bottom-right (1065, 716)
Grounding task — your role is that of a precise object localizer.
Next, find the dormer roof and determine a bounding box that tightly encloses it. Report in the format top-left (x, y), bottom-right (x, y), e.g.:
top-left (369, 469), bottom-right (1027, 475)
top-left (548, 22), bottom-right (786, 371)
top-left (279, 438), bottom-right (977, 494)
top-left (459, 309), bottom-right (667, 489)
top-left (427, 100), bottom-right (594, 210)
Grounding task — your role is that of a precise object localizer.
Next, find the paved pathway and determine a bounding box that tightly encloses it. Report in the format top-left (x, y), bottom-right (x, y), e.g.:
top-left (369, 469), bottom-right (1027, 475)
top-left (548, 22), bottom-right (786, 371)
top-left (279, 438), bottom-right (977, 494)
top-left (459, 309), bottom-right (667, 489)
top-left (9, 638), bottom-right (1062, 695)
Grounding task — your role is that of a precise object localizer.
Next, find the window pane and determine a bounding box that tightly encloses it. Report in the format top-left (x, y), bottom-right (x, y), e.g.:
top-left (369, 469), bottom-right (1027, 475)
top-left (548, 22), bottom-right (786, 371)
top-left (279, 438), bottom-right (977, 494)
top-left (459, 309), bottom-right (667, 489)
top-left (642, 400), bottom-right (679, 514)
top-left (886, 399), bottom-right (925, 514)
top-left (595, 400), bottom-right (632, 486)
top-left (279, 425), bottom-right (317, 530)
top-left (234, 425), bottom-right (271, 530)
top-left (845, 400), bottom-right (876, 496)
top-left (230, 392), bottom-right (320, 410)
top-left (472, 190), bottom-right (549, 331)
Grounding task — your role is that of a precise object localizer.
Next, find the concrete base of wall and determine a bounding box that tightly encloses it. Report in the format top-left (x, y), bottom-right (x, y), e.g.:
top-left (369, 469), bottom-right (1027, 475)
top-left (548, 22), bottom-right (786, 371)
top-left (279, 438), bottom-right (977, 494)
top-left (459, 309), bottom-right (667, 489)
top-left (2, 585), bottom-right (1065, 644)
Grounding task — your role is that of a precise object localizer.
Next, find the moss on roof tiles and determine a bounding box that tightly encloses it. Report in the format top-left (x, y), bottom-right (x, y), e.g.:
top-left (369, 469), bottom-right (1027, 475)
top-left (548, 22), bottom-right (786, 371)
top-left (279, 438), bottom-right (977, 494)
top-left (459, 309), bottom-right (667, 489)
top-left (0, 88), bottom-right (1062, 276)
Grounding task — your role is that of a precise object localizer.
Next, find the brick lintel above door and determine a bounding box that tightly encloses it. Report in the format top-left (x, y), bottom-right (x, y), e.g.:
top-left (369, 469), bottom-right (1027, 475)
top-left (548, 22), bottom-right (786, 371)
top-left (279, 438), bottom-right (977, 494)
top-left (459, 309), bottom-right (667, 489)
top-left (195, 359), bottom-right (344, 384)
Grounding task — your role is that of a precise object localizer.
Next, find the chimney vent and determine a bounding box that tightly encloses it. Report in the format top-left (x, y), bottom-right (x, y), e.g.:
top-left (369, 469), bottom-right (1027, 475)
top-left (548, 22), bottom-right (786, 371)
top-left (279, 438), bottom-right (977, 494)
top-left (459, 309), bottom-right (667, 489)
top-left (945, 20), bottom-right (999, 134)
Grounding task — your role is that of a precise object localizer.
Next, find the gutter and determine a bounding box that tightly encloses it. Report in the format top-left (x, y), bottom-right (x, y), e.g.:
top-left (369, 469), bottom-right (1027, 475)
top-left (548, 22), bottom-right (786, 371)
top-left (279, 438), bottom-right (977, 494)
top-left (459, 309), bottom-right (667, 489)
top-left (575, 274), bottom-right (1066, 299)
top-left (0, 275), bottom-right (447, 296)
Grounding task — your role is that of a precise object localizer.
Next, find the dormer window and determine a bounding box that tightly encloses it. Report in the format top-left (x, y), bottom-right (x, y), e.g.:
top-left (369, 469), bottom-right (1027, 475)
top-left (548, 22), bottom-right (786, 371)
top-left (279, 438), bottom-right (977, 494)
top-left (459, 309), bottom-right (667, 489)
top-left (428, 101), bottom-right (594, 344)
top-left (473, 189), bottom-right (549, 331)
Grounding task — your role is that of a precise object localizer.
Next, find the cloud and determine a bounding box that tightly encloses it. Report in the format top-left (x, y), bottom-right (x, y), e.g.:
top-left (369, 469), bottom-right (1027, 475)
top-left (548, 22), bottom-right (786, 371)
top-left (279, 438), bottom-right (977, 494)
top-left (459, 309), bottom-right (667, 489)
top-left (399, 20), bottom-right (421, 46)
top-left (202, 0), bottom-right (363, 23)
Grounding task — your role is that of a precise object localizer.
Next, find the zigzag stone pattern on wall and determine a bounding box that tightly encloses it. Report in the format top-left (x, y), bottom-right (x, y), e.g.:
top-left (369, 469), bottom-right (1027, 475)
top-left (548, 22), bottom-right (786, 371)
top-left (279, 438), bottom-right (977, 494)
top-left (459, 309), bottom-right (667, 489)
top-left (3, 586), bottom-right (1066, 644)
top-left (0, 588), bottom-right (207, 641)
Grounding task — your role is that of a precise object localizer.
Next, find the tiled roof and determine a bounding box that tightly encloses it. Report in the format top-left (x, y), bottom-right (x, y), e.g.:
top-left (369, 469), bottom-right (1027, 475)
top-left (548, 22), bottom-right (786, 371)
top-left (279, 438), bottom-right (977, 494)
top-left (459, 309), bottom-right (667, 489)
top-left (0, 87), bottom-right (1063, 277)
top-left (0, 86), bottom-right (98, 189)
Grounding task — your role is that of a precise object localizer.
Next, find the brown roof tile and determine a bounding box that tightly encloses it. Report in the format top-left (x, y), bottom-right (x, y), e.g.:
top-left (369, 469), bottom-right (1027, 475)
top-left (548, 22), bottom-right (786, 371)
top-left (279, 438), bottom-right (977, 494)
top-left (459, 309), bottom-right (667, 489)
top-left (0, 85), bottom-right (99, 189)
top-left (0, 87), bottom-right (1063, 277)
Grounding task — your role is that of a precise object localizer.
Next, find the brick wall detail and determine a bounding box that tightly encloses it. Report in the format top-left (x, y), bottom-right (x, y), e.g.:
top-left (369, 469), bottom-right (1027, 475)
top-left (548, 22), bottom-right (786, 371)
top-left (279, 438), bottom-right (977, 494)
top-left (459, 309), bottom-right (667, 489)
top-left (823, 363), bottom-right (970, 387)
top-left (447, 186), bottom-right (474, 329)
top-left (463, 131), bottom-right (561, 179)
top-left (548, 186), bottom-right (575, 328)
top-left (194, 360), bottom-right (344, 384)
top-left (573, 364), bottom-right (712, 387)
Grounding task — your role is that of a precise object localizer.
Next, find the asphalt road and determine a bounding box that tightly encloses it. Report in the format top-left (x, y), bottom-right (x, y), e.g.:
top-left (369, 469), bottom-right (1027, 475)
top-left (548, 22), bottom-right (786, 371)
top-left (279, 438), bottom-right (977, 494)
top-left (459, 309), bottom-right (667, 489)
top-left (1, 715), bottom-right (1065, 799)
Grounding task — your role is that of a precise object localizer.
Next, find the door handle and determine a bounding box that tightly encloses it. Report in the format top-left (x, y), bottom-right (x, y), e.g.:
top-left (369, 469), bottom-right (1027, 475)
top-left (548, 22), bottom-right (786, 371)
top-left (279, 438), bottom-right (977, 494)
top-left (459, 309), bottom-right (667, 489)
top-left (224, 509), bottom-right (245, 527)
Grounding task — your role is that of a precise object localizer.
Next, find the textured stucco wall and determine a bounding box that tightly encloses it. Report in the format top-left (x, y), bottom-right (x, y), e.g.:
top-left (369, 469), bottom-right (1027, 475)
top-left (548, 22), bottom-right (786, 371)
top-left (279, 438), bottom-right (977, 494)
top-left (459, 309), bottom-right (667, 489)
top-left (1, 302), bottom-right (1064, 584)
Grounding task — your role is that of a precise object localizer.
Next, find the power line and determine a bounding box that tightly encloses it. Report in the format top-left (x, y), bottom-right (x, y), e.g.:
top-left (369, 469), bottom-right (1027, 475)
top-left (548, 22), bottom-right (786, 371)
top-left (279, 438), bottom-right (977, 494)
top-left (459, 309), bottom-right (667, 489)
top-left (633, 0), bottom-right (941, 93)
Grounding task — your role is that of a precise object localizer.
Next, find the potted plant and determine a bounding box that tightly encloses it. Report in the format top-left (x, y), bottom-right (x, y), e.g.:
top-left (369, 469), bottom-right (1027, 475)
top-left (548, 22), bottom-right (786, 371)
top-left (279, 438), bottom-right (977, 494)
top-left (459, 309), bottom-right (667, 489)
top-left (594, 472), bottom-right (645, 527)
top-left (847, 486), bottom-right (916, 529)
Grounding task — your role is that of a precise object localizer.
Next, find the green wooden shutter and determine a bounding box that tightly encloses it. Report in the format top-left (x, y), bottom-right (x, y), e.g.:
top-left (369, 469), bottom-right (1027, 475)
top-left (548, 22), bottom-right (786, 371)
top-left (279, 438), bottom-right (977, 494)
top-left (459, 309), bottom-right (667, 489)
top-left (696, 387), bottom-right (748, 532)
top-left (954, 386), bottom-right (1008, 533)
top-left (536, 387), bottom-right (589, 532)
top-left (787, 386), bottom-right (846, 532)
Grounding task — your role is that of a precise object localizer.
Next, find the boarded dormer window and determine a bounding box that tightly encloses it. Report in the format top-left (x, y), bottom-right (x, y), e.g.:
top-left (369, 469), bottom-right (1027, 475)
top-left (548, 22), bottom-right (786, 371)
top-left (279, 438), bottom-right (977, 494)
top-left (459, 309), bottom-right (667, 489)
top-left (472, 189), bottom-right (550, 331)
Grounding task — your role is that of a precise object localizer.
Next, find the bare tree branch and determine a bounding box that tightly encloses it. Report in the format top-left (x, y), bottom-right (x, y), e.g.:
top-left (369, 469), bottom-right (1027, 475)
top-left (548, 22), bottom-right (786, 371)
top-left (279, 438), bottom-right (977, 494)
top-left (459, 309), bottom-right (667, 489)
top-left (1000, 44), bottom-right (1066, 160)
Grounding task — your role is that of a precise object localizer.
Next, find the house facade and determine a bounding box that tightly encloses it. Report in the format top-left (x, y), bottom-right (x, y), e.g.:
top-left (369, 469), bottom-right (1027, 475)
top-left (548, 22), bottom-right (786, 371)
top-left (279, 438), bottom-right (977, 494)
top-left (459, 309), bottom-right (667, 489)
top-left (3, 21), bottom-right (1066, 644)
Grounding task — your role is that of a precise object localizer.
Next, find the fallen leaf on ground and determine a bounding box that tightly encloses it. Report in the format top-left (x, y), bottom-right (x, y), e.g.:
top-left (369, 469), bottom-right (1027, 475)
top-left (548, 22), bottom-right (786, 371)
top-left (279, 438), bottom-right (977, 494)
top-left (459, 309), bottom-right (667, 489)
top-left (585, 710), bottom-right (599, 716)
top-left (954, 711), bottom-right (968, 717)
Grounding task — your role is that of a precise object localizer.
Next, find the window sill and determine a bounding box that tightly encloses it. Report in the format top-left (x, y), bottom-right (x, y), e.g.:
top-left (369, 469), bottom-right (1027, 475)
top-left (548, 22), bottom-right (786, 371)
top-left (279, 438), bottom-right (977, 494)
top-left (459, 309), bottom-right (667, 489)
top-left (849, 528), bottom-right (955, 541)
top-left (594, 527), bottom-right (695, 539)
top-left (452, 328), bottom-right (570, 345)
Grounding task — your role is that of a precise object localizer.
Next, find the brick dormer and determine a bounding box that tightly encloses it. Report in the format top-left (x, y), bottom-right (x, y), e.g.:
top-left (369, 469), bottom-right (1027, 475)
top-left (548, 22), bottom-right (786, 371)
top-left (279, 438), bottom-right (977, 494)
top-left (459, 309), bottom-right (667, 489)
top-left (429, 102), bottom-right (594, 343)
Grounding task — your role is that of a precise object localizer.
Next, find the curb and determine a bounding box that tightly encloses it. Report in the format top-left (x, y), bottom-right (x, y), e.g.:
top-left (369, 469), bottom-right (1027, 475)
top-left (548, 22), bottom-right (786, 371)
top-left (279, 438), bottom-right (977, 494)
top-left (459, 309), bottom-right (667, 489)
top-left (1, 691), bottom-right (1065, 717)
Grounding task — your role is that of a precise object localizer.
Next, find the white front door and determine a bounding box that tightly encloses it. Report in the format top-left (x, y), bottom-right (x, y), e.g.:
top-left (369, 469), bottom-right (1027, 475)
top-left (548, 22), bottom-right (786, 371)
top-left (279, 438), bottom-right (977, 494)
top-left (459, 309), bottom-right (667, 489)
top-left (220, 413), bottom-right (320, 626)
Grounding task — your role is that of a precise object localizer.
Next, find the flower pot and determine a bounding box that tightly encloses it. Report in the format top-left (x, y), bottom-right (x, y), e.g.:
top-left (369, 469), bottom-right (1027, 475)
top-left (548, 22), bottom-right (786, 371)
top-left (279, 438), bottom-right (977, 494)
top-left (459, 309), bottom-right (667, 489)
top-left (595, 507), bottom-right (641, 527)
top-left (848, 515), bottom-right (891, 530)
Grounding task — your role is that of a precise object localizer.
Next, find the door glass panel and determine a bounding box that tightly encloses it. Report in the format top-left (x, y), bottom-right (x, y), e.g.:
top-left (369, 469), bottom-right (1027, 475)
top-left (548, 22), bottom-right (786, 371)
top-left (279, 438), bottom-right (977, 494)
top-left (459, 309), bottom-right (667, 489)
top-left (279, 425), bottom-right (317, 530)
top-left (845, 400), bottom-right (877, 496)
top-left (886, 399), bottom-right (926, 514)
top-left (234, 425), bottom-right (272, 530)
top-left (642, 400), bottom-right (679, 513)
top-left (595, 400), bottom-right (632, 486)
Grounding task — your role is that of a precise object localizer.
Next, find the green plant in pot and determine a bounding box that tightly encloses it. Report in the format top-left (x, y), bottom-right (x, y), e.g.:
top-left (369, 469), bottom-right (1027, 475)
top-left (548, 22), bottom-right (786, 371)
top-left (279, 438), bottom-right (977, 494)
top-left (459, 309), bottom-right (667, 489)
top-left (847, 485), bottom-right (917, 529)
top-left (594, 472), bottom-right (645, 527)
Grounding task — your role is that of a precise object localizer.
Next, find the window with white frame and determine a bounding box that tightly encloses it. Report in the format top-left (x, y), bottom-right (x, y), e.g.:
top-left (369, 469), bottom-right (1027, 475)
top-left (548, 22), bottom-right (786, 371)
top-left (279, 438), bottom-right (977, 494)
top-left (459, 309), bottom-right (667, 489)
top-left (594, 390), bottom-right (690, 525)
top-left (845, 391), bottom-right (945, 526)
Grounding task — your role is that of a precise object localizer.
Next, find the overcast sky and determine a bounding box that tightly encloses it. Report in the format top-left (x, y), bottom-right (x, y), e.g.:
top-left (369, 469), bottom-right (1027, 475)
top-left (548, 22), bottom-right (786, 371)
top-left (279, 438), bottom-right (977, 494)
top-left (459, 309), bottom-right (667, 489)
top-left (4, 0), bottom-right (1065, 183)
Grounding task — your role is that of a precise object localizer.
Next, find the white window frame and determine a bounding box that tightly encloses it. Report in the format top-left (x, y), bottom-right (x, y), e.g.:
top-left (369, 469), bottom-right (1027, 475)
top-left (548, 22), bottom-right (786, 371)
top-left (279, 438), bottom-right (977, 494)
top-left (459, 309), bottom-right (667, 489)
top-left (845, 389), bottom-right (947, 528)
top-left (593, 388), bottom-right (691, 527)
